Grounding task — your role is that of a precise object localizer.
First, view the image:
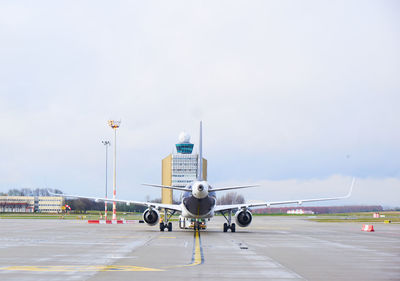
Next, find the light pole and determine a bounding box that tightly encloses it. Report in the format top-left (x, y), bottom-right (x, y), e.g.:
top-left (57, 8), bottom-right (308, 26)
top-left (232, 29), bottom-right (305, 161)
top-left (102, 140), bottom-right (110, 221)
top-left (108, 120), bottom-right (121, 221)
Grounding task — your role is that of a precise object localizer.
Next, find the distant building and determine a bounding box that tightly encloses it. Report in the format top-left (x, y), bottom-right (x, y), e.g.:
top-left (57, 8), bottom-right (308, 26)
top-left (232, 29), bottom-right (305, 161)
top-left (0, 196), bottom-right (64, 213)
top-left (161, 132), bottom-right (207, 204)
top-left (0, 196), bottom-right (35, 213)
top-left (37, 196), bottom-right (64, 213)
top-left (287, 209), bottom-right (314, 215)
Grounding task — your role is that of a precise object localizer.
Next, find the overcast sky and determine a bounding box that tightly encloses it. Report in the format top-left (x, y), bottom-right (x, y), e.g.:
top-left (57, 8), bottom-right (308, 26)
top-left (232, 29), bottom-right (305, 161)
top-left (1, 1), bottom-right (399, 207)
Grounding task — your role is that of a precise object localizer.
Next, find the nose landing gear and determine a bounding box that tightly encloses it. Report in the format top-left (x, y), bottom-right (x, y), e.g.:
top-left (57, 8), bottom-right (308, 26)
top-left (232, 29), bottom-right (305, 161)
top-left (193, 219), bottom-right (207, 231)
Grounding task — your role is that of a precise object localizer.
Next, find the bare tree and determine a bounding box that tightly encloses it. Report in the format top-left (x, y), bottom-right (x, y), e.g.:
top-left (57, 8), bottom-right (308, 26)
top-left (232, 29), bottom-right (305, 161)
top-left (150, 198), bottom-right (162, 203)
top-left (8, 189), bottom-right (23, 196)
top-left (4, 188), bottom-right (64, 196)
top-left (216, 192), bottom-right (245, 205)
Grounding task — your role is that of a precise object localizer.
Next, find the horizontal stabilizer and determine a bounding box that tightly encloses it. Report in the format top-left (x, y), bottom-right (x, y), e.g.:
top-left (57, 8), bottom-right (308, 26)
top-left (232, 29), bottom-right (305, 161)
top-left (142, 183), bottom-right (191, 192)
top-left (210, 185), bottom-right (260, 192)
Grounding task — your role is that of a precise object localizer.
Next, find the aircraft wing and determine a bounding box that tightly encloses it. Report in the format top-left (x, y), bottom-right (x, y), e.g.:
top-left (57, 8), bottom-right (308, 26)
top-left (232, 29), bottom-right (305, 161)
top-left (50, 192), bottom-right (182, 212)
top-left (215, 178), bottom-right (355, 213)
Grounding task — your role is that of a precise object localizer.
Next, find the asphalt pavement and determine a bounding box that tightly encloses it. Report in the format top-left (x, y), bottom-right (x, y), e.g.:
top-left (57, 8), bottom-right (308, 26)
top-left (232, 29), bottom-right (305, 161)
top-left (0, 216), bottom-right (399, 280)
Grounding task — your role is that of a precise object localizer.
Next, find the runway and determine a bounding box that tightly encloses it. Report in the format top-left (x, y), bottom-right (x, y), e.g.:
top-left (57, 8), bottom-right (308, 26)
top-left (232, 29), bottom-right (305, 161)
top-left (0, 216), bottom-right (399, 280)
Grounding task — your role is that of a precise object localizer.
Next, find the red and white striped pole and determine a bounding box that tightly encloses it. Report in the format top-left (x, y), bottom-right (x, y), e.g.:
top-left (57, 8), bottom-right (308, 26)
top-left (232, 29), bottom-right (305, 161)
top-left (102, 140), bottom-right (110, 221)
top-left (108, 120), bottom-right (121, 221)
top-left (105, 200), bottom-right (108, 220)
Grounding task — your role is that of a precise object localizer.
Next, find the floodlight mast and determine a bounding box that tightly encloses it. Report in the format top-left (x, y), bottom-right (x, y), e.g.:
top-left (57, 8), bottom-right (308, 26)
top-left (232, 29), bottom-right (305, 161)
top-left (108, 120), bottom-right (121, 221)
top-left (102, 140), bottom-right (110, 220)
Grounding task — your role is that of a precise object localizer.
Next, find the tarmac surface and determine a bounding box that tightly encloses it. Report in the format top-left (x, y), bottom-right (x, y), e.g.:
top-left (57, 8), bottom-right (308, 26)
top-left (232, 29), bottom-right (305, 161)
top-left (0, 216), bottom-right (399, 281)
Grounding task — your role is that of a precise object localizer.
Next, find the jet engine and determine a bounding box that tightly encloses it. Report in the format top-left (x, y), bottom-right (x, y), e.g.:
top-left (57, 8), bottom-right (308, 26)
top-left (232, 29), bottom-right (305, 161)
top-left (192, 181), bottom-right (209, 199)
top-left (143, 208), bottom-right (160, 226)
top-left (235, 209), bottom-right (252, 227)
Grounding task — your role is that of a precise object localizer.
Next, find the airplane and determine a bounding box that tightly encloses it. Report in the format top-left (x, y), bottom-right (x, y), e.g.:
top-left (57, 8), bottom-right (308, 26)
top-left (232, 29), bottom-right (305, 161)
top-left (54, 122), bottom-right (355, 232)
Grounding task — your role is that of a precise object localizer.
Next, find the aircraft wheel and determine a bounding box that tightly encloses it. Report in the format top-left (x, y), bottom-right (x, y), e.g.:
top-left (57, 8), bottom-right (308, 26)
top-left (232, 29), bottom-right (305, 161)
top-left (168, 222), bottom-right (172, 232)
top-left (231, 223), bottom-right (236, 232)
top-left (223, 223), bottom-right (228, 232)
top-left (160, 222), bottom-right (165, 232)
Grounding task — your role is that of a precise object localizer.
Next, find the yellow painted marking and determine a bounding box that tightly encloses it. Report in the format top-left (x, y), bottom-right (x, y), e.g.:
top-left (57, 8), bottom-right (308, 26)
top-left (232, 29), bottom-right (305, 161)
top-left (4, 231), bottom-right (202, 273)
top-left (0, 265), bottom-right (163, 272)
top-left (185, 229), bottom-right (202, 267)
top-left (162, 229), bottom-right (203, 269)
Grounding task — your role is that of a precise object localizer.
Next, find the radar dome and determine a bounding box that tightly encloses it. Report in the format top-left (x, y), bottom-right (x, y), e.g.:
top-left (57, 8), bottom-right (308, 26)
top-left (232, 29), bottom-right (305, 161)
top-left (178, 132), bottom-right (191, 143)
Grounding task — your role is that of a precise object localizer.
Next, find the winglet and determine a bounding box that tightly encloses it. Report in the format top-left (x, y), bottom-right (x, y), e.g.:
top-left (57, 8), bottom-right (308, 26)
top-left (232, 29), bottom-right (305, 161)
top-left (198, 121), bottom-right (203, 181)
top-left (344, 177), bottom-right (356, 198)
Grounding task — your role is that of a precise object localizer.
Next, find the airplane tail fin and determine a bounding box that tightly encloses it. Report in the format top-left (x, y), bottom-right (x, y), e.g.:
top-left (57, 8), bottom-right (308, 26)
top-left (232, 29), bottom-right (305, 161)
top-left (198, 121), bottom-right (203, 181)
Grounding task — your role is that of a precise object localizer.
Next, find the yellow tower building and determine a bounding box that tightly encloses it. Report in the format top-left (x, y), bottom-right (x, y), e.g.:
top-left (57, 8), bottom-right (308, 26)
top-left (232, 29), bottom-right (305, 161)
top-left (162, 154), bottom-right (173, 204)
top-left (161, 132), bottom-right (207, 204)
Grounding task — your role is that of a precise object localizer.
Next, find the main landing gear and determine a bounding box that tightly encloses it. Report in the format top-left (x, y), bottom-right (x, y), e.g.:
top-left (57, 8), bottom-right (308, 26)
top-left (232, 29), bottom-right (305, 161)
top-left (160, 209), bottom-right (175, 232)
top-left (160, 221), bottom-right (172, 232)
top-left (221, 211), bottom-right (236, 232)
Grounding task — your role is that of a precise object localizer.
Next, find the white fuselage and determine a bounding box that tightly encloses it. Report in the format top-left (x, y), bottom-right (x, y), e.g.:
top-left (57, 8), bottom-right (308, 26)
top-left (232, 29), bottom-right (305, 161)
top-left (180, 180), bottom-right (216, 219)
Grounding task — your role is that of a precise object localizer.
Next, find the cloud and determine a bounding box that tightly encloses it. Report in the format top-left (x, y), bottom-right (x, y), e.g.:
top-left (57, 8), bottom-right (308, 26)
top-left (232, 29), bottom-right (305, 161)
top-left (0, 1), bottom-right (399, 205)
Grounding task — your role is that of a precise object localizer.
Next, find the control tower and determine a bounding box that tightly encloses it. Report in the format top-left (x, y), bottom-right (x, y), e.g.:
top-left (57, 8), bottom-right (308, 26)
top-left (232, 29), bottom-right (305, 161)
top-left (161, 132), bottom-right (207, 204)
